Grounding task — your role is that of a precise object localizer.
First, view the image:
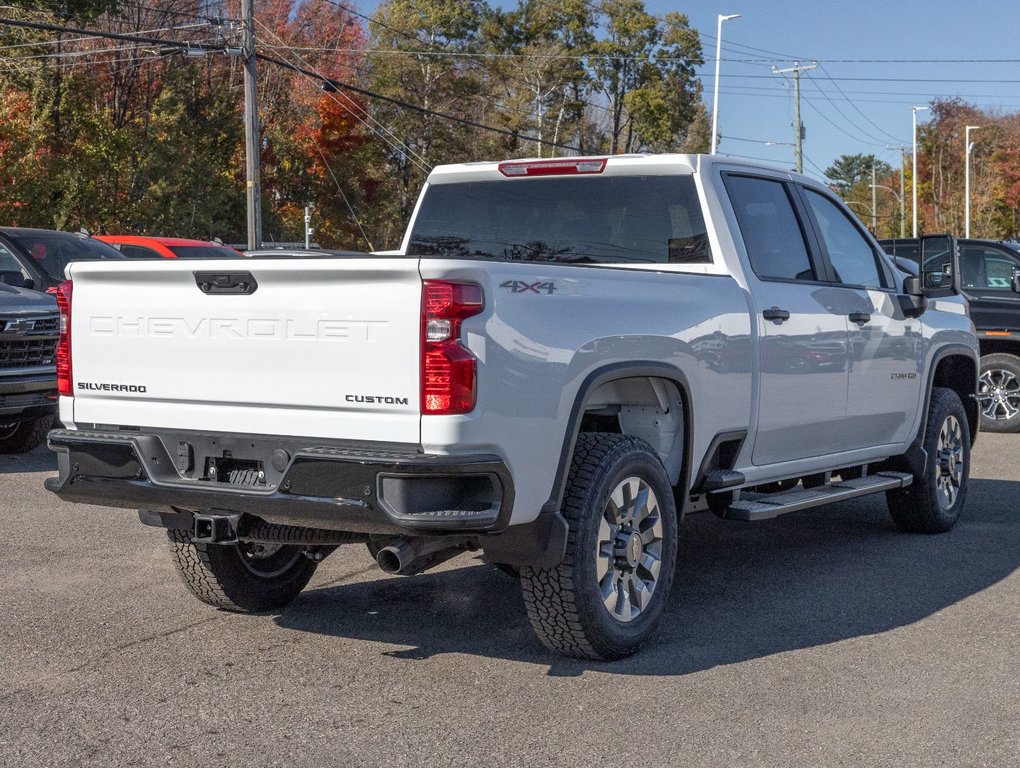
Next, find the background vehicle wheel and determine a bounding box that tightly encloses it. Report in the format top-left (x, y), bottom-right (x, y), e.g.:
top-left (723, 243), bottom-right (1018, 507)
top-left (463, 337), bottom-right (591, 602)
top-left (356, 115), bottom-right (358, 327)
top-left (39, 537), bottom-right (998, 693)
top-left (976, 353), bottom-right (1020, 433)
top-left (520, 433), bottom-right (678, 661)
top-left (886, 387), bottom-right (970, 534)
top-left (0, 415), bottom-right (53, 454)
top-left (167, 530), bottom-right (318, 612)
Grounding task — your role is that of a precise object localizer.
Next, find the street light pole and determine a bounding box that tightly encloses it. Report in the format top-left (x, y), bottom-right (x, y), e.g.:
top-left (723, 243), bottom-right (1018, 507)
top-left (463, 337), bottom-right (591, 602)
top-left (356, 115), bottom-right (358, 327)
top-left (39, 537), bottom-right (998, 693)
top-left (710, 14), bottom-right (740, 155)
top-left (965, 125), bottom-right (981, 239)
top-left (871, 164), bottom-right (877, 234)
top-left (912, 106), bottom-right (929, 238)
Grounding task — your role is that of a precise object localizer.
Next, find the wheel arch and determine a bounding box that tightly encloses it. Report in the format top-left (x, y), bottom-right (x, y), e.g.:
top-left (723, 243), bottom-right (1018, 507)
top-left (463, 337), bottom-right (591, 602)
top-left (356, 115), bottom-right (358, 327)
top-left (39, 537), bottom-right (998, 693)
top-left (544, 363), bottom-right (693, 518)
top-left (930, 347), bottom-right (979, 446)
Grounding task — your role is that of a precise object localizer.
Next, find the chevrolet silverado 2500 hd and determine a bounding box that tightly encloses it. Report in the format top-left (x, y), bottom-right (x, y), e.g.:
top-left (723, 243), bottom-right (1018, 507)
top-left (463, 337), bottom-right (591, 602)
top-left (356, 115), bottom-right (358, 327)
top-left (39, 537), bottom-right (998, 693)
top-left (46, 155), bottom-right (979, 660)
top-left (0, 281), bottom-right (58, 453)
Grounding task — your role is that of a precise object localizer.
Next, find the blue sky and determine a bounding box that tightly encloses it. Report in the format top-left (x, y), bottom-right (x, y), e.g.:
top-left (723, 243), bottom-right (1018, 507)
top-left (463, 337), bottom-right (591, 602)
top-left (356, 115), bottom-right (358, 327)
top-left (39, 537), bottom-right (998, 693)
top-left (357, 1), bottom-right (1020, 180)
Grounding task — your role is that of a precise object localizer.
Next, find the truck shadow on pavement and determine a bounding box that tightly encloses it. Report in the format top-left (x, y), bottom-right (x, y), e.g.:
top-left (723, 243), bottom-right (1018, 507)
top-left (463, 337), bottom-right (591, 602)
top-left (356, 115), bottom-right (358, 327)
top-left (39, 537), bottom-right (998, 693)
top-left (278, 477), bottom-right (1017, 676)
top-left (0, 445), bottom-right (55, 475)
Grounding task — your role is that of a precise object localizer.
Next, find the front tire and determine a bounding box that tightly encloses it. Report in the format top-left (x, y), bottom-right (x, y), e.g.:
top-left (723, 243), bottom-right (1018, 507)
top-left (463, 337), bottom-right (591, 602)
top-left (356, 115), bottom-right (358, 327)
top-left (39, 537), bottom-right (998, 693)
top-left (0, 414), bottom-right (53, 454)
top-left (167, 530), bottom-right (318, 612)
top-left (976, 353), bottom-right (1020, 433)
top-left (520, 433), bottom-right (678, 660)
top-left (886, 387), bottom-right (970, 533)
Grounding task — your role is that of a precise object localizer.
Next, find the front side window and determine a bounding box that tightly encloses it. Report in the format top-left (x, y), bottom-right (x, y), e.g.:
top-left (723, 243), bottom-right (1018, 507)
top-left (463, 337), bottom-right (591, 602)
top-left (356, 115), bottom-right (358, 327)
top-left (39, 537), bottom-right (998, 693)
top-left (960, 245), bottom-right (1019, 290)
top-left (803, 189), bottom-right (886, 288)
top-left (0, 241), bottom-right (29, 286)
top-left (724, 175), bottom-right (814, 281)
top-left (408, 175), bottom-right (712, 265)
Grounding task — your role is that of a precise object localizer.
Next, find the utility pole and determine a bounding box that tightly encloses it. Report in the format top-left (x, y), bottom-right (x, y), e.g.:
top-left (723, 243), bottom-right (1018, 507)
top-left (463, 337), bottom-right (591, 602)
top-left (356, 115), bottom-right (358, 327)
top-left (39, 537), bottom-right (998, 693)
top-left (241, 0), bottom-right (262, 250)
top-left (886, 145), bottom-right (908, 238)
top-left (772, 62), bottom-right (816, 173)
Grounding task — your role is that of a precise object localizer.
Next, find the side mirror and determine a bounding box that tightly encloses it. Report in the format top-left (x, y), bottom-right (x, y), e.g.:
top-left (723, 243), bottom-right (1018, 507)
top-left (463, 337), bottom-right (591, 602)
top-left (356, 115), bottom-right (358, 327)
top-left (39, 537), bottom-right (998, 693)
top-left (0, 270), bottom-right (26, 288)
top-left (900, 275), bottom-right (928, 318)
top-left (919, 234), bottom-right (958, 297)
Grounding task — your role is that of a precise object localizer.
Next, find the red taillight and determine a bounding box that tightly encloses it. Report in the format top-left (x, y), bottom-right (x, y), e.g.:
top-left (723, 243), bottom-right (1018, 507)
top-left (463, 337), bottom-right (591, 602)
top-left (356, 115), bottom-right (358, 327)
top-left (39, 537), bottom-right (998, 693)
top-left (498, 157), bottom-right (607, 177)
top-left (54, 280), bottom-right (72, 396)
top-left (421, 280), bottom-right (483, 415)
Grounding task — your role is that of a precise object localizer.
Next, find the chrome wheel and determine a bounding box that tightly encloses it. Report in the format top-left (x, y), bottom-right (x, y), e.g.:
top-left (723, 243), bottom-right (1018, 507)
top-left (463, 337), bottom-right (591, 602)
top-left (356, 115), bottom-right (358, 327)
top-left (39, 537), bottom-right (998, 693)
top-left (977, 368), bottom-right (1020, 422)
top-left (595, 476), bottom-right (664, 623)
top-left (934, 414), bottom-right (965, 511)
top-left (238, 542), bottom-right (303, 578)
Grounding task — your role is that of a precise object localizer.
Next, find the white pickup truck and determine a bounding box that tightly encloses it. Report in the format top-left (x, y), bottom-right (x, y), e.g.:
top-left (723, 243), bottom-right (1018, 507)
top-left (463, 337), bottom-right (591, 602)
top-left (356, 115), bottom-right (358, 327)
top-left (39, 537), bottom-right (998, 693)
top-left (46, 155), bottom-right (979, 660)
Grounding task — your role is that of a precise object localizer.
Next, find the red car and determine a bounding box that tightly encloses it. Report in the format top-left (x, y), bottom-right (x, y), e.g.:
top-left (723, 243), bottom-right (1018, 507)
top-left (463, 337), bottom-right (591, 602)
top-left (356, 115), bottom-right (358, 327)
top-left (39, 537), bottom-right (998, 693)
top-left (94, 236), bottom-right (242, 259)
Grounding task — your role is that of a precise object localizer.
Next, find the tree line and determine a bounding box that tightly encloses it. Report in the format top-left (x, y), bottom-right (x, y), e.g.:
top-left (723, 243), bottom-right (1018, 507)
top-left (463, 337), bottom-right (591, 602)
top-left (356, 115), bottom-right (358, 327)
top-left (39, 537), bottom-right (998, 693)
top-left (0, 0), bottom-right (709, 249)
top-left (827, 99), bottom-right (1020, 241)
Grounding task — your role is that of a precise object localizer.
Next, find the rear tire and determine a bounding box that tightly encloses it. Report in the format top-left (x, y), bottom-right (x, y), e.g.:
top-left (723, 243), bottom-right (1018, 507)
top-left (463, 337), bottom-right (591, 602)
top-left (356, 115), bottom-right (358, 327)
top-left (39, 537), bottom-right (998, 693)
top-left (167, 530), bottom-right (318, 612)
top-left (976, 353), bottom-right (1020, 433)
top-left (886, 387), bottom-right (970, 534)
top-left (0, 414), bottom-right (53, 454)
top-left (520, 433), bottom-right (678, 660)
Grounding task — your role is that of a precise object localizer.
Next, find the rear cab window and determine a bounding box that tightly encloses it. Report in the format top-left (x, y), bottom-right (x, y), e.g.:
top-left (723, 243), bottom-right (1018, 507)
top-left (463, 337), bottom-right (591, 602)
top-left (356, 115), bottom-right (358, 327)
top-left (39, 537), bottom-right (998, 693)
top-left (407, 175), bottom-right (712, 265)
top-left (722, 174), bottom-right (816, 281)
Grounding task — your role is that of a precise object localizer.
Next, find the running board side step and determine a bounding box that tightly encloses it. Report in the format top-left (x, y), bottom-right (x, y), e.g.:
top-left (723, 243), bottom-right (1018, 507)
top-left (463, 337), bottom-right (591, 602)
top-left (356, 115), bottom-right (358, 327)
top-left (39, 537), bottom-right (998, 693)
top-left (718, 472), bottom-right (913, 521)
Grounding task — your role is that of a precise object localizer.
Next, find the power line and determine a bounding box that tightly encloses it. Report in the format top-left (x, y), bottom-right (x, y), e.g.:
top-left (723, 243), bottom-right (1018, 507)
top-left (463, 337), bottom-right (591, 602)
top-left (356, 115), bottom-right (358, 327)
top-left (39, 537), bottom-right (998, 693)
top-left (253, 18), bottom-right (431, 173)
top-left (255, 51), bottom-right (582, 152)
top-left (0, 16), bottom-right (226, 51)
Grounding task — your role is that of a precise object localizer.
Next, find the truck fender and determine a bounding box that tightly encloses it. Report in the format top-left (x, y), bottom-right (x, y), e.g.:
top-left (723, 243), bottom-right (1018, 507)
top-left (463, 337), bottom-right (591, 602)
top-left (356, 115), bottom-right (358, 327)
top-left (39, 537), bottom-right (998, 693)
top-left (901, 343), bottom-right (979, 478)
top-left (541, 362), bottom-right (694, 518)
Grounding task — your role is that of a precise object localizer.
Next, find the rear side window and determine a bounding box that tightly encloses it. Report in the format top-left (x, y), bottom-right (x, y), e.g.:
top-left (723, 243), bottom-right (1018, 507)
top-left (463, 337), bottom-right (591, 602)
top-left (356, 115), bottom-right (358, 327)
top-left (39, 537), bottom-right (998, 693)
top-left (3, 232), bottom-right (123, 280)
top-left (408, 175), bottom-right (712, 265)
top-left (118, 244), bottom-right (162, 258)
top-left (169, 246), bottom-right (242, 259)
top-left (724, 175), bottom-right (814, 281)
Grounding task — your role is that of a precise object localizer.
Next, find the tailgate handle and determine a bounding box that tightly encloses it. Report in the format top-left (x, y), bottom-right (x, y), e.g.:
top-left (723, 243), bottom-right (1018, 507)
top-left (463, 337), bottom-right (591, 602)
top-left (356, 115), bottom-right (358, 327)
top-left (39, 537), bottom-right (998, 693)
top-left (194, 272), bottom-right (258, 295)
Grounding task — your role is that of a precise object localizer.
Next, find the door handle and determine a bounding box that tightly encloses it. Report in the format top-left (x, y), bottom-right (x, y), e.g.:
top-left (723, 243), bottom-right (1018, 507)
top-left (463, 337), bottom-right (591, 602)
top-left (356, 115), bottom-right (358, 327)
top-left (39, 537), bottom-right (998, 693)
top-left (848, 311), bottom-right (871, 325)
top-left (194, 271), bottom-right (258, 295)
top-left (762, 307), bottom-right (790, 323)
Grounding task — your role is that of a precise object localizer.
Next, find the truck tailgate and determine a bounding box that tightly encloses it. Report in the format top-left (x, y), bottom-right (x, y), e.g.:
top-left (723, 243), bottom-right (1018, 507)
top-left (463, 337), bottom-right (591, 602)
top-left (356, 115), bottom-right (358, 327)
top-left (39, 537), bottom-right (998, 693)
top-left (65, 258), bottom-right (422, 443)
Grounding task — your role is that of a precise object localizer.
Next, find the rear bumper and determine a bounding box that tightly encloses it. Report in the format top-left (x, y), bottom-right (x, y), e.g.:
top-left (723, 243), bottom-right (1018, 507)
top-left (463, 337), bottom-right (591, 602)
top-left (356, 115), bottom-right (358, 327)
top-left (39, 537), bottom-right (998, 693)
top-left (45, 427), bottom-right (515, 536)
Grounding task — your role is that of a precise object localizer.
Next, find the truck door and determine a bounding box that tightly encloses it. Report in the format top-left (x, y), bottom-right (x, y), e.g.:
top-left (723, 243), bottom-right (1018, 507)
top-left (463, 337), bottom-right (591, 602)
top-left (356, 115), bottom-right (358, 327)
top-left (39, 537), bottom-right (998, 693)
top-left (798, 186), bottom-right (924, 448)
top-left (723, 173), bottom-right (851, 465)
top-left (958, 242), bottom-right (1020, 331)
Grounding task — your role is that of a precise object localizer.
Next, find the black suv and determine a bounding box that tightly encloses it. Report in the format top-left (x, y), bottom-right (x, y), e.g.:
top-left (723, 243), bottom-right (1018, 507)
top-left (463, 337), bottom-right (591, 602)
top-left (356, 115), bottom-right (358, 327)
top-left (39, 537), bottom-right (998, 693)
top-left (880, 237), bottom-right (1020, 432)
top-left (0, 227), bottom-right (124, 292)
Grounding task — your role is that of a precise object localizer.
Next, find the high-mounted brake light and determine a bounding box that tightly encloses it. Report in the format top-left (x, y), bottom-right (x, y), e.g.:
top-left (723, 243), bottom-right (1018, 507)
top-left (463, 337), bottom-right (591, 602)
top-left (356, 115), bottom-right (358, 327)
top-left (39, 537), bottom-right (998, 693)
top-left (421, 281), bottom-right (483, 415)
top-left (498, 158), bottom-right (607, 177)
top-left (54, 280), bottom-right (73, 396)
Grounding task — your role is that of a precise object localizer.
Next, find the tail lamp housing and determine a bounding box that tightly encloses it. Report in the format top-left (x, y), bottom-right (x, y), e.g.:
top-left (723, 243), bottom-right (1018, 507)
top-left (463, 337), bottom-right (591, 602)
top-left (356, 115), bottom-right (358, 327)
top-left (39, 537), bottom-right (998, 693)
top-left (54, 280), bottom-right (73, 396)
top-left (421, 280), bottom-right (483, 415)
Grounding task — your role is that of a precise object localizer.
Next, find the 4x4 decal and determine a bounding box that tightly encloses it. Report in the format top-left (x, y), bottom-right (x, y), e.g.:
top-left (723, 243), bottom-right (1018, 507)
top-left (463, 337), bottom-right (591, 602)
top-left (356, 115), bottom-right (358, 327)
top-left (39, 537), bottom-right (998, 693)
top-left (500, 280), bottom-right (557, 295)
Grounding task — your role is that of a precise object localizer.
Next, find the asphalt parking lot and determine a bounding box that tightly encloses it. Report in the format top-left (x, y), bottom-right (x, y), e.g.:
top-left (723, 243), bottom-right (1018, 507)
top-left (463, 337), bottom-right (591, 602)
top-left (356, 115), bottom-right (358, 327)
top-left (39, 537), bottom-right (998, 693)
top-left (2, 435), bottom-right (1017, 768)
